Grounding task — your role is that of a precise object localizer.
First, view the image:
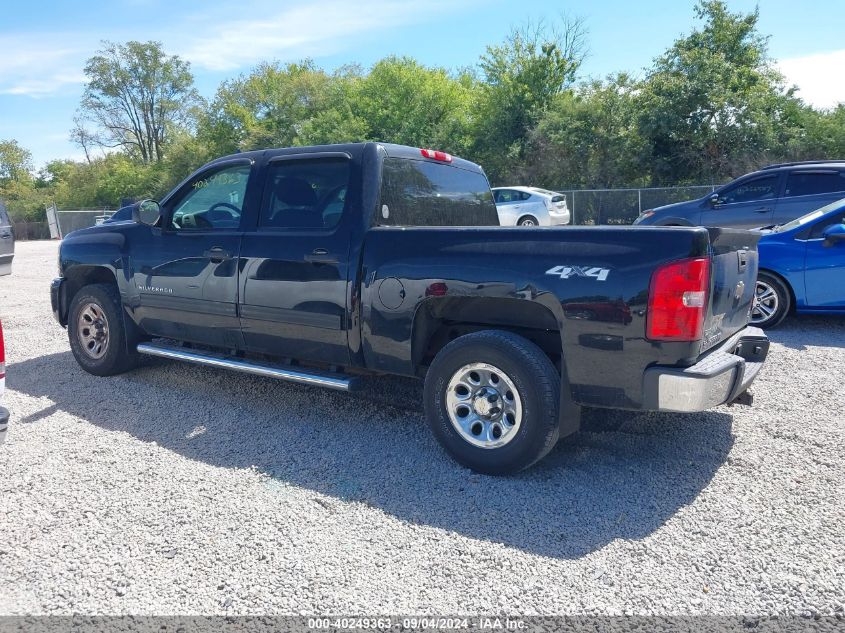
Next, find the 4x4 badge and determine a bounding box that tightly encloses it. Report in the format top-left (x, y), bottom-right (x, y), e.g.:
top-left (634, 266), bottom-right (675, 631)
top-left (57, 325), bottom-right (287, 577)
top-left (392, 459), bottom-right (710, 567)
top-left (545, 265), bottom-right (610, 281)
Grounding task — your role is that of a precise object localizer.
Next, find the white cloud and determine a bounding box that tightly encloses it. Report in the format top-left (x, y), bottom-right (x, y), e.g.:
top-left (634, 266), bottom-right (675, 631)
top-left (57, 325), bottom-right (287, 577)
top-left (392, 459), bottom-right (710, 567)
top-left (0, 0), bottom-right (469, 97)
top-left (176, 0), bottom-right (461, 71)
top-left (0, 34), bottom-right (87, 97)
top-left (778, 49), bottom-right (845, 110)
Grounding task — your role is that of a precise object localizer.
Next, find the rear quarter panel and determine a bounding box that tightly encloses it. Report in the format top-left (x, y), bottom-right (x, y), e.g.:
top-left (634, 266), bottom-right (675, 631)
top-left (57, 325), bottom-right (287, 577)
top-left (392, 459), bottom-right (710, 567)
top-left (361, 226), bottom-right (714, 409)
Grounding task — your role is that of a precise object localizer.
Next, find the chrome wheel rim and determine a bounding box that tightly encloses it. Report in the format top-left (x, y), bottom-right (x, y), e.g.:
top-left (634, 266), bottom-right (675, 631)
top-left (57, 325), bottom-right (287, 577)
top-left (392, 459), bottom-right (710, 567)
top-left (77, 302), bottom-right (110, 359)
top-left (445, 362), bottom-right (522, 449)
top-left (750, 280), bottom-right (779, 325)
top-left (519, 218), bottom-right (536, 226)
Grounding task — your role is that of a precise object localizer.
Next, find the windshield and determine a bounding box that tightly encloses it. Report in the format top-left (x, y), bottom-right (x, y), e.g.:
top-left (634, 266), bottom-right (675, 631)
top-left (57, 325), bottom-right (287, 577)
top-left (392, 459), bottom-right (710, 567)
top-left (773, 197), bottom-right (845, 233)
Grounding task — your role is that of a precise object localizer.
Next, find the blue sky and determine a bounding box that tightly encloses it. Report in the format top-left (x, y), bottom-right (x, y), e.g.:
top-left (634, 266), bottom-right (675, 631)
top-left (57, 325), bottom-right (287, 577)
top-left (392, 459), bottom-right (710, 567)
top-left (2, 0), bottom-right (845, 168)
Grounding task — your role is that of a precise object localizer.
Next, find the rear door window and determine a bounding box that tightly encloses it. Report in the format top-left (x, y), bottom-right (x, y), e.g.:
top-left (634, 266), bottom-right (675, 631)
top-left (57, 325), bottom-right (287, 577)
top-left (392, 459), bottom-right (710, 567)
top-left (259, 158), bottom-right (350, 230)
top-left (494, 189), bottom-right (521, 204)
top-left (785, 171), bottom-right (845, 198)
top-left (380, 158), bottom-right (498, 226)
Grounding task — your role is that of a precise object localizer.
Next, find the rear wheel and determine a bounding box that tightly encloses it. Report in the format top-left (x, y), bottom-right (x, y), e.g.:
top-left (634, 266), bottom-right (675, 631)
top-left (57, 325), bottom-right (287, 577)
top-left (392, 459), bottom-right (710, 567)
top-left (68, 283), bottom-right (140, 376)
top-left (518, 215), bottom-right (538, 227)
top-left (424, 330), bottom-right (561, 474)
top-left (750, 272), bottom-right (791, 329)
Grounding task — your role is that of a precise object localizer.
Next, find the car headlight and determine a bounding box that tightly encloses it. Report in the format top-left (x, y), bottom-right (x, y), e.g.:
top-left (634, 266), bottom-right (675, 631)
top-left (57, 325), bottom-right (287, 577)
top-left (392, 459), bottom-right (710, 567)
top-left (634, 210), bottom-right (655, 224)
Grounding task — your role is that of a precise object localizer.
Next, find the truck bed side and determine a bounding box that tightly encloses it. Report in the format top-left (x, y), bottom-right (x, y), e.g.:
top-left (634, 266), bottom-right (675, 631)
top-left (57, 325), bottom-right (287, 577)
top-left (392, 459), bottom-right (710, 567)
top-left (360, 225), bottom-right (757, 410)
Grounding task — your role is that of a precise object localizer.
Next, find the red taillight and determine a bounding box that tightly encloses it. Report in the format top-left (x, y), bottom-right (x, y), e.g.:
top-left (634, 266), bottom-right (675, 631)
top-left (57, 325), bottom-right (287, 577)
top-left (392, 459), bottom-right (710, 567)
top-left (420, 148), bottom-right (452, 163)
top-left (425, 282), bottom-right (448, 297)
top-left (0, 320), bottom-right (5, 379)
top-left (646, 258), bottom-right (710, 342)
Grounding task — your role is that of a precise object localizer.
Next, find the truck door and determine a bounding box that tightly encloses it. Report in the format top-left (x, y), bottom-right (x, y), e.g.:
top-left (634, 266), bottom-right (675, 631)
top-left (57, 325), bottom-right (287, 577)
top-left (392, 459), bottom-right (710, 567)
top-left (238, 153), bottom-right (354, 366)
top-left (129, 159), bottom-right (253, 348)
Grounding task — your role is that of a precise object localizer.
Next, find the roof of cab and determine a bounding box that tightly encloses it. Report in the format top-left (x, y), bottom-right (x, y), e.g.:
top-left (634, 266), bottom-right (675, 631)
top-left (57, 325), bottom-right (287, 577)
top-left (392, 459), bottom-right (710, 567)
top-left (211, 142), bottom-right (485, 174)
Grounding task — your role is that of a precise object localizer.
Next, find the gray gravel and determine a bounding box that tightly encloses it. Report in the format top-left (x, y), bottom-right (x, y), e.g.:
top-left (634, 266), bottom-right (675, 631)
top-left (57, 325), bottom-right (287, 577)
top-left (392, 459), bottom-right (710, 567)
top-left (0, 239), bottom-right (843, 616)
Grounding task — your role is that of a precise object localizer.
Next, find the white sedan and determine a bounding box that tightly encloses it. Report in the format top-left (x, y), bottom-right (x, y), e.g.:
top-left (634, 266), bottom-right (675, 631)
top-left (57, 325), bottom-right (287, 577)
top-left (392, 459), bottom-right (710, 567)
top-left (492, 186), bottom-right (571, 226)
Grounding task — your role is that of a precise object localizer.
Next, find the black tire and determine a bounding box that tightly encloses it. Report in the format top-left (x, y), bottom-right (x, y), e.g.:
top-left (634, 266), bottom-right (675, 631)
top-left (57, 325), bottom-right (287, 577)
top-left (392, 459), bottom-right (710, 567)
top-left (518, 215), bottom-right (539, 227)
top-left (424, 330), bottom-right (561, 475)
top-left (750, 272), bottom-right (791, 329)
top-left (68, 283), bottom-right (140, 376)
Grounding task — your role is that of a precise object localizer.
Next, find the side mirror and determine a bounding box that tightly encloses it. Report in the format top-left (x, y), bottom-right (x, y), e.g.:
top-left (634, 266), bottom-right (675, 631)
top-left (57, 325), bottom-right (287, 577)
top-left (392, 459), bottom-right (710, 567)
top-left (133, 199), bottom-right (161, 226)
top-left (822, 223), bottom-right (845, 247)
top-left (708, 193), bottom-right (721, 207)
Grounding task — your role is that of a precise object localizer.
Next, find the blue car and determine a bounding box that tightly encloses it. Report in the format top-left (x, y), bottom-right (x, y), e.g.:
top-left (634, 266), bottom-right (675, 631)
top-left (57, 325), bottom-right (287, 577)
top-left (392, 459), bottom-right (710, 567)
top-left (752, 198), bottom-right (845, 327)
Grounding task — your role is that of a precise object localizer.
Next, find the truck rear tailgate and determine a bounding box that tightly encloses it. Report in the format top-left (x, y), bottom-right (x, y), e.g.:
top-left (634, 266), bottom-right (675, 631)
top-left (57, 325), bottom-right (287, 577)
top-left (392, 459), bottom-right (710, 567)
top-left (702, 228), bottom-right (761, 352)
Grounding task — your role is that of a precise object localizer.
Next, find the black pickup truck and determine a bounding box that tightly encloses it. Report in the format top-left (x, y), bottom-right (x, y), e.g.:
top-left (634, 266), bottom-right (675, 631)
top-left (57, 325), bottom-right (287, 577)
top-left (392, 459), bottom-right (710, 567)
top-left (51, 143), bottom-right (769, 474)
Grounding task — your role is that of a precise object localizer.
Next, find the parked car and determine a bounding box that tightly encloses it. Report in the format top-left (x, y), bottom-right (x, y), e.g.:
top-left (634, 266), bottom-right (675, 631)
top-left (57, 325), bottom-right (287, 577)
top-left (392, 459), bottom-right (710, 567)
top-left (751, 198), bottom-right (845, 328)
top-left (492, 186), bottom-right (570, 226)
top-left (0, 201), bottom-right (15, 275)
top-left (634, 161), bottom-right (845, 229)
top-left (103, 205), bottom-right (134, 223)
top-left (51, 142), bottom-right (768, 474)
top-left (0, 319), bottom-right (8, 444)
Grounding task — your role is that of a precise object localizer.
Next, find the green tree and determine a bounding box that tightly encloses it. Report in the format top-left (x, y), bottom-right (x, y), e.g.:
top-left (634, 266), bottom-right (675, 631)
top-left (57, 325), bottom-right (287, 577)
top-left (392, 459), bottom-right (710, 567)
top-left (76, 41), bottom-right (199, 163)
top-left (530, 74), bottom-right (648, 190)
top-left (638, 0), bottom-right (798, 184)
top-left (787, 104), bottom-right (845, 160)
top-left (0, 139), bottom-right (33, 185)
top-left (0, 139), bottom-right (48, 221)
top-left (474, 17), bottom-right (587, 181)
top-left (200, 60), bottom-right (339, 154)
top-left (353, 56), bottom-right (476, 153)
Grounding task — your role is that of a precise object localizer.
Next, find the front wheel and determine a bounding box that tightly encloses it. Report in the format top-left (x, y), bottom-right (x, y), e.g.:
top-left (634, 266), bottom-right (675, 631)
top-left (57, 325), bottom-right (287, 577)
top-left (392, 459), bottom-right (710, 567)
top-left (750, 272), bottom-right (791, 329)
top-left (424, 330), bottom-right (562, 474)
top-left (68, 283), bottom-right (140, 376)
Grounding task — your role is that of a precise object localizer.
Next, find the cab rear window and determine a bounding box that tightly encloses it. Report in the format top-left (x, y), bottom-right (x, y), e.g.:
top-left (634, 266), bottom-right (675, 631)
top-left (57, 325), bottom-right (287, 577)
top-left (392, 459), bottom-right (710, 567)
top-left (379, 158), bottom-right (498, 227)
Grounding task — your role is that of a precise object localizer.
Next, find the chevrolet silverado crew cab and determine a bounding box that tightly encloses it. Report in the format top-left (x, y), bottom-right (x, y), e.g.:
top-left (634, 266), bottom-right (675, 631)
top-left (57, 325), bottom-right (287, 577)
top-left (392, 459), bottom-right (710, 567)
top-left (51, 143), bottom-right (769, 474)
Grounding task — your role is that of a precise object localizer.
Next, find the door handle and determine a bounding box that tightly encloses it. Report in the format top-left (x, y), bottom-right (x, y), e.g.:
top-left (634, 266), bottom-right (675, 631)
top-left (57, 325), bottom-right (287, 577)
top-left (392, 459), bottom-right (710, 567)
top-left (754, 207), bottom-right (771, 213)
top-left (304, 248), bottom-right (338, 264)
top-left (203, 247), bottom-right (232, 262)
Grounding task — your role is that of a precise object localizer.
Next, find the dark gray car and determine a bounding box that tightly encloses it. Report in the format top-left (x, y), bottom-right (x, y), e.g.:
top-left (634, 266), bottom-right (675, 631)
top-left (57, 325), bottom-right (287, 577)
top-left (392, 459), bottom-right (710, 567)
top-left (0, 202), bottom-right (14, 275)
top-left (634, 161), bottom-right (845, 229)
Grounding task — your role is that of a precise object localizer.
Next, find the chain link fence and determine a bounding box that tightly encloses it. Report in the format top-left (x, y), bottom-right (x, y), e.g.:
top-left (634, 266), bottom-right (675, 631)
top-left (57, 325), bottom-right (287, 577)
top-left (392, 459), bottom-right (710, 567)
top-left (10, 205), bottom-right (115, 241)
top-left (560, 185), bottom-right (720, 225)
top-left (12, 221), bottom-right (52, 240)
top-left (54, 209), bottom-right (114, 236)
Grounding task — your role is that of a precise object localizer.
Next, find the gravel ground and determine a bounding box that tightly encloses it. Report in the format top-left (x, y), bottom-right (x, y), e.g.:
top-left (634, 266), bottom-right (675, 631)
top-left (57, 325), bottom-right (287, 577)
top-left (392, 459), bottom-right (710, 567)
top-left (0, 239), bottom-right (843, 616)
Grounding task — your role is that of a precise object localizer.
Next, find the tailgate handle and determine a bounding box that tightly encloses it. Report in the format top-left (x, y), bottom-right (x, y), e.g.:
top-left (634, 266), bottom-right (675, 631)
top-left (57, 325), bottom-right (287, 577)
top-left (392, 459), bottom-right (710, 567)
top-left (737, 250), bottom-right (748, 272)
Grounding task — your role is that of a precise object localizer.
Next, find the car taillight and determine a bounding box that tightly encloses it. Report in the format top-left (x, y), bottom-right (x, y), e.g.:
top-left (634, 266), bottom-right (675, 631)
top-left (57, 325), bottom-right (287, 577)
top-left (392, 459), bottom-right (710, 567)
top-left (646, 258), bottom-right (710, 342)
top-left (0, 320), bottom-right (5, 379)
top-left (420, 148), bottom-right (452, 163)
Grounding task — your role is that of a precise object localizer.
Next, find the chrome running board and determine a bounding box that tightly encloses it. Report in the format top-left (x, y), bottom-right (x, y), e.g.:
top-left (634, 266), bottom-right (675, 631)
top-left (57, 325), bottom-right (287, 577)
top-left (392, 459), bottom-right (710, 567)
top-left (137, 342), bottom-right (359, 392)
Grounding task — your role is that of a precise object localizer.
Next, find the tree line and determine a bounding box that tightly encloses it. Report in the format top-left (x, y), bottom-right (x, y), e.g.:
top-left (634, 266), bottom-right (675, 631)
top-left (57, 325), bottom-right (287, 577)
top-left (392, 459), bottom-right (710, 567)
top-left (2, 1), bottom-right (844, 225)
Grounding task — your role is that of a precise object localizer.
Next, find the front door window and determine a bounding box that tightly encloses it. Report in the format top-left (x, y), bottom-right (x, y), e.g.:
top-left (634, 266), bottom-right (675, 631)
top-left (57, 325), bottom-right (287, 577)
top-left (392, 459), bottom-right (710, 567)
top-left (171, 164), bottom-right (251, 230)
